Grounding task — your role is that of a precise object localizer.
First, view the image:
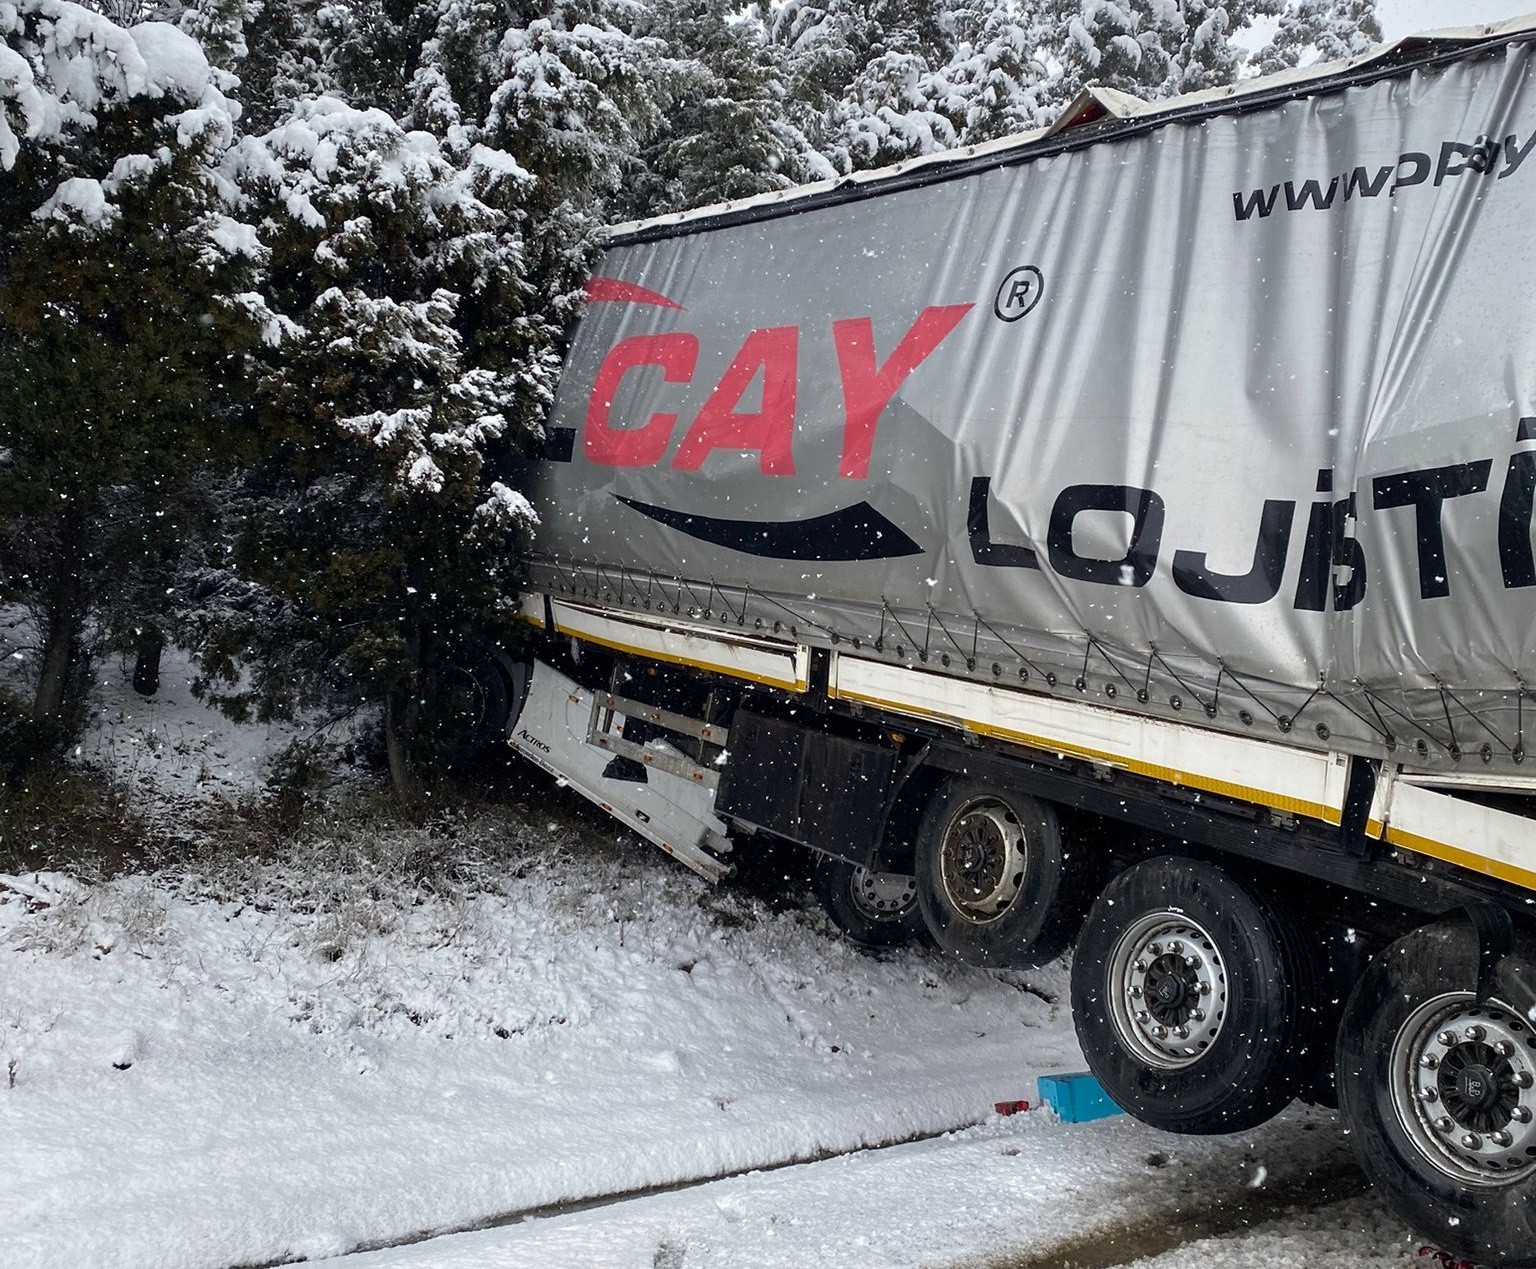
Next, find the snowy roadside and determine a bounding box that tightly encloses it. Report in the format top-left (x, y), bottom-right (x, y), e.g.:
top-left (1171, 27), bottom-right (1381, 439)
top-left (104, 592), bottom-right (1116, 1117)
top-left (326, 1109), bottom-right (1411, 1269)
top-left (0, 626), bottom-right (1417, 1269)
top-left (0, 811), bottom-right (1084, 1269)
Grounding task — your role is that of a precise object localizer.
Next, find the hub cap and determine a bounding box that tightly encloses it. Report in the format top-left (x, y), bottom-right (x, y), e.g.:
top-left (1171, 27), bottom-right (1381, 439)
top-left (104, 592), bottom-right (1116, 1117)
top-left (939, 802), bottom-right (1026, 924)
top-left (1107, 912), bottom-right (1228, 1069)
top-left (1391, 994), bottom-right (1536, 1185)
top-left (848, 867), bottom-right (918, 921)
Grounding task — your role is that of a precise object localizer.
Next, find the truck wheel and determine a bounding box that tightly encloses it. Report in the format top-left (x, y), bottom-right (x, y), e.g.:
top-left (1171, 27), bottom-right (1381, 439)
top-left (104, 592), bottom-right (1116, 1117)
top-left (1070, 856), bottom-right (1314, 1134)
top-left (914, 779), bottom-right (1090, 968)
top-left (1336, 921), bottom-right (1536, 1268)
top-left (812, 857), bottom-right (924, 949)
top-left (472, 653), bottom-right (530, 750)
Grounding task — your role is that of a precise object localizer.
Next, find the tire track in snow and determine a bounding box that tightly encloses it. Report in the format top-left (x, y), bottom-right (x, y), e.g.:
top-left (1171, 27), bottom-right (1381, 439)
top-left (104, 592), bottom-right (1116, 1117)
top-left (234, 1114), bottom-right (1376, 1269)
top-left (229, 1118), bottom-right (991, 1269)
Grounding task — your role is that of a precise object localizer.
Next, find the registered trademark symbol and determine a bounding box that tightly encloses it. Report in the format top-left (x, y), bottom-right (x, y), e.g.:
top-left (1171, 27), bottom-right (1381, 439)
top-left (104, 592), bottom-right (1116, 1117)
top-left (993, 265), bottom-right (1044, 322)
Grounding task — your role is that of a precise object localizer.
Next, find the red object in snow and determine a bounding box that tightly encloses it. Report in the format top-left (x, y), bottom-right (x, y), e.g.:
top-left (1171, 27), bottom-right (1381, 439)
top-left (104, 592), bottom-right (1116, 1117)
top-left (1417, 1247), bottom-right (1480, 1269)
top-left (993, 1100), bottom-right (1031, 1116)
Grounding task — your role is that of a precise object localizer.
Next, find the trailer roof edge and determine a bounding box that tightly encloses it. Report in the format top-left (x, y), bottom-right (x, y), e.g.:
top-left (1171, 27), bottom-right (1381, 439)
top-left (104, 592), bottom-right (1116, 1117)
top-left (604, 13), bottom-right (1536, 247)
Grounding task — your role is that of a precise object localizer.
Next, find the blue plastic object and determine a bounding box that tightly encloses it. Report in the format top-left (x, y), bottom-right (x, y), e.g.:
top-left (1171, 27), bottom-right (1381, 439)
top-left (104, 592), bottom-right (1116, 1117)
top-left (1037, 1071), bottom-right (1124, 1123)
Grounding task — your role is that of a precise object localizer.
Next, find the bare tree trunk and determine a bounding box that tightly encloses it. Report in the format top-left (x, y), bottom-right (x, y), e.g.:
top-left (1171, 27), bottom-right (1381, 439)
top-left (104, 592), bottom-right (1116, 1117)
top-left (31, 508), bottom-right (90, 739)
top-left (132, 623), bottom-right (163, 697)
top-left (384, 677), bottom-right (423, 809)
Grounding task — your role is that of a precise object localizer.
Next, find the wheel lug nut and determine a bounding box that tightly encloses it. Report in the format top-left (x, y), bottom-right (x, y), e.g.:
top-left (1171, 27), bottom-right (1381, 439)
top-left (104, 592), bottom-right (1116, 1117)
top-left (1153, 1024), bottom-right (1168, 1039)
top-left (1184, 956), bottom-right (1199, 969)
top-left (1516, 1072), bottom-right (1535, 1090)
top-left (1148, 942), bottom-right (1163, 956)
top-left (1491, 1130), bottom-right (1514, 1148)
top-left (1420, 1054), bottom-right (1440, 1070)
top-left (1135, 1010), bottom-right (1150, 1023)
top-left (1465, 1025), bottom-right (1486, 1043)
top-left (1420, 1087), bottom-right (1439, 1102)
top-left (1168, 940), bottom-right (1184, 954)
top-left (1175, 1026), bottom-right (1190, 1039)
top-left (1495, 1040), bottom-right (1516, 1059)
top-left (1438, 1030), bottom-right (1459, 1047)
top-left (1135, 960), bottom-right (1148, 973)
top-left (1198, 982), bottom-right (1212, 996)
top-left (1434, 1117), bottom-right (1454, 1133)
top-left (1461, 1132), bottom-right (1482, 1150)
top-left (1512, 1106), bottom-right (1533, 1124)
top-left (1191, 1010), bottom-right (1206, 1023)
top-left (1130, 986), bottom-right (1143, 999)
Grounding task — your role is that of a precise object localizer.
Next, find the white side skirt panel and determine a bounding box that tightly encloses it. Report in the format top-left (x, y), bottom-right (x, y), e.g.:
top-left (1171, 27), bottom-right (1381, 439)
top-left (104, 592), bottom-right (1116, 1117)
top-left (549, 601), bottom-right (810, 692)
top-left (830, 655), bottom-right (1350, 824)
top-left (1376, 777), bottom-right (1536, 892)
top-left (509, 660), bottom-right (732, 883)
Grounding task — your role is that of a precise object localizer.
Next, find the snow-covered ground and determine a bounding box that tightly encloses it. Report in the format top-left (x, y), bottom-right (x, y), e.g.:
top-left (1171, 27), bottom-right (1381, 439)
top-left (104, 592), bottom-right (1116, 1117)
top-left (0, 642), bottom-right (1424, 1269)
top-left (0, 812), bottom-right (1073, 1269)
top-left (334, 1117), bottom-right (1407, 1269)
top-left (0, 614), bottom-right (308, 832)
top-left (1, 806), bottom-right (1424, 1269)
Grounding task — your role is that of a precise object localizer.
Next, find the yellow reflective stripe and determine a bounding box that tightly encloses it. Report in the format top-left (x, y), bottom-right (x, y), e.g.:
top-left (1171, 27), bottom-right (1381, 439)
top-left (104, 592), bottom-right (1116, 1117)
top-left (555, 622), bottom-right (808, 693)
top-left (1384, 826), bottom-right (1536, 893)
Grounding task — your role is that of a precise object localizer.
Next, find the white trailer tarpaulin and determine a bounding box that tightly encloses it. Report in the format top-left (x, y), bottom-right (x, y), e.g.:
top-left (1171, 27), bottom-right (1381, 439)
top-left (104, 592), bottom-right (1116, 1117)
top-left (524, 28), bottom-right (1536, 776)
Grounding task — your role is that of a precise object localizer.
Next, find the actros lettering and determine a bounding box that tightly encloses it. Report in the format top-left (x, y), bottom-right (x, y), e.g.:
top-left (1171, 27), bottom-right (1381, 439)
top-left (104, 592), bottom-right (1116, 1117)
top-left (583, 304), bottom-right (973, 476)
top-left (970, 418), bottom-right (1536, 610)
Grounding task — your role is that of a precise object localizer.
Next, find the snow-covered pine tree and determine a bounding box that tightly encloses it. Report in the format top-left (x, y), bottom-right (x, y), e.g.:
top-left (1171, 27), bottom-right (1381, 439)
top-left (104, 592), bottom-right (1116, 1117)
top-left (927, 0), bottom-right (1052, 145)
top-left (1051, 0), bottom-right (1187, 99)
top-left (1049, 0), bottom-right (1305, 102)
top-left (762, 0), bottom-right (956, 171)
top-left (0, 0), bottom-right (260, 756)
top-left (618, 0), bottom-right (829, 218)
top-left (169, 0), bottom-right (677, 797)
top-left (235, 0), bottom-right (331, 131)
top-left (1173, 0), bottom-right (1279, 92)
top-left (205, 93), bottom-right (540, 797)
top-left (1253, 0), bottom-right (1381, 77)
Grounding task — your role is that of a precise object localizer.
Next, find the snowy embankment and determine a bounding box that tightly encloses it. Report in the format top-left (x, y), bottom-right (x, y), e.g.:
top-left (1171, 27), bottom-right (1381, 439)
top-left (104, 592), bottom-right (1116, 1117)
top-left (0, 811), bottom-right (1427, 1269)
top-left (0, 641), bottom-right (1420, 1269)
top-left (0, 811), bottom-right (1084, 1269)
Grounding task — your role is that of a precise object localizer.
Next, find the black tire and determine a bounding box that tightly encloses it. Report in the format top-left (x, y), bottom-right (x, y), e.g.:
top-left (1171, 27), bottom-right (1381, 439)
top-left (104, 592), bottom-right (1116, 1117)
top-left (471, 653), bottom-right (530, 750)
top-left (914, 779), bottom-right (1092, 968)
top-left (1070, 856), bottom-right (1317, 1134)
top-left (812, 857), bottom-right (925, 949)
top-left (1336, 921), bottom-right (1536, 1268)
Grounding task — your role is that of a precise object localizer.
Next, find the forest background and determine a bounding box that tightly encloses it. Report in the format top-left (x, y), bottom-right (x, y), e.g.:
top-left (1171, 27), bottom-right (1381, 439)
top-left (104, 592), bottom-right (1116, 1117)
top-left (0, 0), bottom-right (1381, 806)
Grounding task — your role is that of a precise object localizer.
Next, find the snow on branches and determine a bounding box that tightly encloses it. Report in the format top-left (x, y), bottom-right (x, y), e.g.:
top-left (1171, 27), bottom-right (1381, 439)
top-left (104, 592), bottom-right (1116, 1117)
top-left (0, 0), bottom-right (236, 171)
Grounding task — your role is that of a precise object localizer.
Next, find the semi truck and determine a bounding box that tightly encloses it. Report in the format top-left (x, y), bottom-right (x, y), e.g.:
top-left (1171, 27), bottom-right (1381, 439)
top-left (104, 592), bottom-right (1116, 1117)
top-left (504, 18), bottom-right (1536, 1265)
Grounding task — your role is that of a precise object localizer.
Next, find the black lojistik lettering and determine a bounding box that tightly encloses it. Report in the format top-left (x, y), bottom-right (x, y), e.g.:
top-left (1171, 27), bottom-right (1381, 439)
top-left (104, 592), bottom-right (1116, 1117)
top-left (968, 476), bottom-right (1040, 569)
top-left (1047, 484), bottom-right (1164, 588)
top-left (1500, 448), bottom-right (1536, 589)
top-left (1293, 498), bottom-right (1334, 612)
top-left (1332, 495), bottom-right (1367, 611)
top-left (1371, 461), bottom-right (1492, 599)
top-left (1174, 500), bottom-right (1296, 604)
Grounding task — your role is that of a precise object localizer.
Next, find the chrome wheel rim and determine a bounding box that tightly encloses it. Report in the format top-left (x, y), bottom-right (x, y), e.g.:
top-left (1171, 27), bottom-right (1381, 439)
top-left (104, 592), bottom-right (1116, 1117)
top-left (938, 801), bottom-right (1026, 925)
top-left (1390, 993), bottom-right (1536, 1186)
top-left (1107, 912), bottom-right (1228, 1070)
top-left (848, 867), bottom-right (918, 921)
